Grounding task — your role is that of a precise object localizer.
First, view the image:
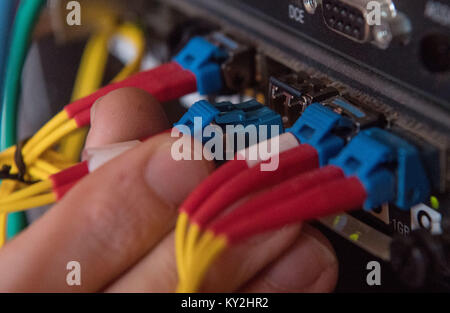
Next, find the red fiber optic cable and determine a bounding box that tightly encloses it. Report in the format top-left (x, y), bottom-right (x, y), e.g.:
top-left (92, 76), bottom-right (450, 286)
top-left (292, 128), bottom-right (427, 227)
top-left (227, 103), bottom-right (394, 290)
top-left (179, 160), bottom-right (248, 215)
top-left (210, 165), bottom-right (345, 234)
top-left (191, 144), bottom-right (320, 227)
top-left (49, 161), bottom-right (89, 189)
top-left (48, 161), bottom-right (90, 200)
top-left (179, 132), bottom-right (301, 216)
top-left (224, 176), bottom-right (367, 243)
top-left (53, 181), bottom-right (78, 201)
top-left (65, 62), bottom-right (197, 127)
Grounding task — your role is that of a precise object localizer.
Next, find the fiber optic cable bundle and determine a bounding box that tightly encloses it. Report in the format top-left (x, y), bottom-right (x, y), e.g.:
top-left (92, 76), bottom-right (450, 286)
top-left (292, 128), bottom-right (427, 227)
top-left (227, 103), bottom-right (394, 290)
top-left (0, 36), bottom-right (227, 244)
top-left (0, 60), bottom-right (197, 236)
top-left (0, 0), bottom-right (146, 240)
top-left (0, 15), bottom-right (146, 240)
top-left (173, 100), bottom-right (431, 292)
top-left (0, 0), bottom-right (150, 236)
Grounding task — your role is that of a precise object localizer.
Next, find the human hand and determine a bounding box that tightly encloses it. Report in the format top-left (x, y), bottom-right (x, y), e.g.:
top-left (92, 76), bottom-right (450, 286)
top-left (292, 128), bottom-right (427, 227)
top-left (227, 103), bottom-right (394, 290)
top-left (0, 88), bottom-right (338, 292)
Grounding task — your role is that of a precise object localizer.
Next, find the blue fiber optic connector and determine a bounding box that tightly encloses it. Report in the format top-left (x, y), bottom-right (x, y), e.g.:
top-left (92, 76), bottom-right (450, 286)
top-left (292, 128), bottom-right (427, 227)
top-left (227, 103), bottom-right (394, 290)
top-left (214, 100), bottom-right (284, 140)
top-left (174, 99), bottom-right (284, 145)
top-left (287, 103), bottom-right (346, 166)
top-left (174, 36), bottom-right (228, 95)
top-left (174, 100), bottom-right (220, 138)
top-left (330, 128), bottom-right (431, 211)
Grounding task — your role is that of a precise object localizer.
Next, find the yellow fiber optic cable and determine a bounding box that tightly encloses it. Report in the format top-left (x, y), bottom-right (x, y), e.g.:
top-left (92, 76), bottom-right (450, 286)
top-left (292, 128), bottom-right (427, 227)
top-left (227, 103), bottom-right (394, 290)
top-left (0, 155), bottom-right (66, 206)
top-left (175, 212), bottom-right (189, 282)
top-left (24, 119), bottom-right (79, 164)
top-left (178, 234), bottom-right (228, 293)
top-left (0, 154), bottom-right (66, 182)
top-left (22, 110), bottom-right (70, 156)
top-left (43, 149), bottom-right (69, 163)
top-left (0, 146), bottom-right (14, 160)
top-left (0, 181), bottom-right (17, 247)
top-left (42, 150), bottom-right (74, 169)
top-left (0, 110), bottom-right (69, 161)
top-left (0, 193), bottom-right (56, 214)
top-left (27, 166), bottom-right (51, 181)
top-left (33, 159), bottom-right (61, 175)
top-left (70, 33), bottom-right (111, 104)
top-left (0, 214), bottom-right (5, 247)
top-left (0, 180), bottom-right (52, 204)
top-left (177, 227), bottom-right (213, 291)
top-left (185, 223), bottom-right (201, 272)
top-left (59, 29), bottom-right (112, 162)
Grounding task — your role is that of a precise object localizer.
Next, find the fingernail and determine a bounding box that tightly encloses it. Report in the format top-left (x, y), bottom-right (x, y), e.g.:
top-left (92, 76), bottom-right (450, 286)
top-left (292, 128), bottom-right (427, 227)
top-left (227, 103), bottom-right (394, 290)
top-left (263, 230), bottom-right (338, 292)
top-left (144, 140), bottom-right (212, 207)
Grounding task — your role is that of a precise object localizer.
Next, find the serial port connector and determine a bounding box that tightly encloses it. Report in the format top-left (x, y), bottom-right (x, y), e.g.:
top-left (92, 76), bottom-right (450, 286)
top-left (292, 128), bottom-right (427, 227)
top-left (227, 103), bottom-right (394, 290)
top-left (322, 0), bottom-right (411, 49)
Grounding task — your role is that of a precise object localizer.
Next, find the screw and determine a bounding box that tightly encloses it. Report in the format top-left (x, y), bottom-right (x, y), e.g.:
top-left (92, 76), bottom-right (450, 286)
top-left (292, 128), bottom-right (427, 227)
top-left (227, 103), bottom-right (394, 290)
top-left (373, 24), bottom-right (393, 49)
top-left (303, 0), bottom-right (320, 14)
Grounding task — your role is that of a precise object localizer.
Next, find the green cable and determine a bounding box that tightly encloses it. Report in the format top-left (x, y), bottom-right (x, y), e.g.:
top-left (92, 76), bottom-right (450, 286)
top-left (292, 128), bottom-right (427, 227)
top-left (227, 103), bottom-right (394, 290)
top-left (1, 0), bottom-right (46, 239)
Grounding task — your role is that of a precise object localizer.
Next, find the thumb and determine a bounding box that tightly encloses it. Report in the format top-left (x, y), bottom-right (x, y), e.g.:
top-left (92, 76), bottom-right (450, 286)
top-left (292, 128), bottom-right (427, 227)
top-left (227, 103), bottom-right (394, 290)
top-left (0, 133), bottom-right (213, 292)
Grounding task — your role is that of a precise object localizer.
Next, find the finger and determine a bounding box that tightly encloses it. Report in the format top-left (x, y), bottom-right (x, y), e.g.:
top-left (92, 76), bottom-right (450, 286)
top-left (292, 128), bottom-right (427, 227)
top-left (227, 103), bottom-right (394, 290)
top-left (0, 132), bottom-right (213, 292)
top-left (28, 87), bottom-right (168, 223)
top-left (105, 225), bottom-right (302, 293)
top-left (240, 224), bottom-right (338, 293)
top-left (84, 87), bottom-right (169, 149)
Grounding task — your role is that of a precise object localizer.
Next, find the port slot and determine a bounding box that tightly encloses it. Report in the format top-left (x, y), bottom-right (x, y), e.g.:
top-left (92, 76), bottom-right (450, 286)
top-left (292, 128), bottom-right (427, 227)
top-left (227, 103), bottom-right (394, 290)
top-left (322, 96), bottom-right (386, 140)
top-left (206, 32), bottom-right (256, 92)
top-left (268, 73), bottom-right (339, 127)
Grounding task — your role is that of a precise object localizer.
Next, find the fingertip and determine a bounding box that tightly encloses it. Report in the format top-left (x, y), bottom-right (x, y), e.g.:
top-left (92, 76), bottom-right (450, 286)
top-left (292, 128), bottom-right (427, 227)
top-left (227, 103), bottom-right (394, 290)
top-left (200, 225), bottom-right (303, 292)
top-left (85, 87), bottom-right (170, 149)
top-left (242, 224), bottom-right (338, 293)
